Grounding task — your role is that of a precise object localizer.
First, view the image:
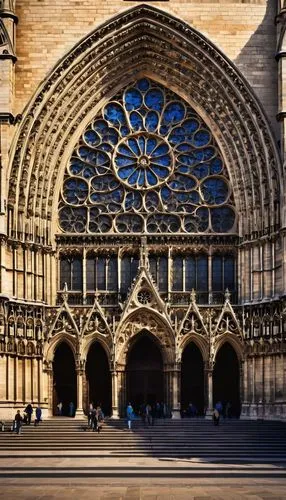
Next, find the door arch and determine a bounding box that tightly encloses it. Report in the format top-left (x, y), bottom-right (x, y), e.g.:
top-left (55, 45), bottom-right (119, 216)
top-left (126, 333), bottom-right (164, 413)
top-left (86, 342), bottom-right (112, 416)
top-left (53, 342), bottom-right (77, 416)
top-left (181, 342), bottom-right (204, 416)
top-left (213, 342), bottom-right (240, 417)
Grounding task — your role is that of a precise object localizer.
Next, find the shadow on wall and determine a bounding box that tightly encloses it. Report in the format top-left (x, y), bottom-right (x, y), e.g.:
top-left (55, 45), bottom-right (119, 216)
top-left (234, 0), bottom-right (278, 139)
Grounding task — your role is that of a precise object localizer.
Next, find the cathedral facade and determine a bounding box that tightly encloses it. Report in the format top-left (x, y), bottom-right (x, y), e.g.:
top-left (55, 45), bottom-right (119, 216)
top-left (0, 0), bottom-right (286, 419)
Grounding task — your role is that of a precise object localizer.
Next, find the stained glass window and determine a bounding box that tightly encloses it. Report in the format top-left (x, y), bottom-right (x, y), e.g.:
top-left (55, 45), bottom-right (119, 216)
top-left (59, 78), bottom-right (236, 234)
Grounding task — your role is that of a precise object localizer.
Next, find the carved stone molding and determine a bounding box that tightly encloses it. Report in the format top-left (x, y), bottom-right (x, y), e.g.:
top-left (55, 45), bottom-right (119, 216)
top-left (7, 5), bottom-right (281, 242)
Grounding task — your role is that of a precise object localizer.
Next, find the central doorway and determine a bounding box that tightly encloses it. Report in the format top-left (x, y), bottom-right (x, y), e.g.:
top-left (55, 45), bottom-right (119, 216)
top-left (53, 342), bottom-right (77, 416)
top-left (181, 342), bottom-right (204, 416)
top-left (126, 333), bottom-right (163, 413)
top-left (86, 342), bottom-right (112, 416)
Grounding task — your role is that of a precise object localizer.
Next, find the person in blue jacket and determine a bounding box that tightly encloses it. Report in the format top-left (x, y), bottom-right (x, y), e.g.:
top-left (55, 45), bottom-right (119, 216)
top-left (126, 402), bottom-right (134, 429)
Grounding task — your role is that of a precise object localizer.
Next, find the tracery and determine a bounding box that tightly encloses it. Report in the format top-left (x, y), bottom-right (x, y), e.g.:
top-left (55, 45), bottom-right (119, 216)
top-left (58, 78), bottom-right (237, 234)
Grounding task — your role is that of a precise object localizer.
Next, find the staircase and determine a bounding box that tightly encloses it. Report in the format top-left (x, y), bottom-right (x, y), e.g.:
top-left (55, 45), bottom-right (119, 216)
top-left (0, 418), bottom-right (286, 479)
top-left (0, 417), bottom-right (286, 460)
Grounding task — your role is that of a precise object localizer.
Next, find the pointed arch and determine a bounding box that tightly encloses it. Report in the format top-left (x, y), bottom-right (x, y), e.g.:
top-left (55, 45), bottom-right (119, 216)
top-left (178, 333), bottom-right (209, 363)
top-left (43, 332), bottom-right (77, 363)
top-left (213, 332), bottom-right (244, 362)
top-left (7, 4), bottom-right (281, 244)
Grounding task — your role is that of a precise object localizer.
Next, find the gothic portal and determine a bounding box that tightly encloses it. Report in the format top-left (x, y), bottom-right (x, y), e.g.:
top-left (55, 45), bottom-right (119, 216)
top-left (0, 2), bottom-right (286, 420)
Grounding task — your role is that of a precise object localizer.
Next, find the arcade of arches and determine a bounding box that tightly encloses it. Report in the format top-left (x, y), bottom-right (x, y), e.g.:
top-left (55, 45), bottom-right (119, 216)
top-left (0, 2), bottom-right (286, 420)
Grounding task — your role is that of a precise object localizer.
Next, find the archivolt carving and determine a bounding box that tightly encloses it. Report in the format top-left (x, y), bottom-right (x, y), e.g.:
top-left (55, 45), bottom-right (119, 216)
top-left (7, 5), bottom-right (281, 244)
top-left (115, 309), bottom-right (175, 365)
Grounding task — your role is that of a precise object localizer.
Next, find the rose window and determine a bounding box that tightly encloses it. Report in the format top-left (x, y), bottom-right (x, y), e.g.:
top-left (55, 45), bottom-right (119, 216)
top-left (137, 290), bottom-right (152, 305)
top-left (58, 78), bottom-right (236, 234)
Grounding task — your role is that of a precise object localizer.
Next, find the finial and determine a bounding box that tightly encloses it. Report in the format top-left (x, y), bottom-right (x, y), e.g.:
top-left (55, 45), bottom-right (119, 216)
top-left (139, 235), bottom-right (149, 269)
top-left (61, 282), bottom-right (69, 302)
top-left (190, 288), bottom-right (196, 303)
top-left (224, 288), bottom-right (231, 302)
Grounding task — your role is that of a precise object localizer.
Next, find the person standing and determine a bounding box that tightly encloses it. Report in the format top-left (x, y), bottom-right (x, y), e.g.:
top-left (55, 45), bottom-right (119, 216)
top-left (34, 405), bottom-right (42, 426)
top-left (213, 408), bottom-right (220, 426)
top-left (69, 401), bottom-right (75, 417)
top-left (87, 402), bottom-right (94, 428)
top-left (126, 402), bottom-right (134, 430)
top-left (25, 404), bottom-right (33, 425)
top-left (145, 403), bottom-right (152, 426)
top-left (14, 410), bottom-right (23, 435)
top-left (57, 401), bottom-right (63, 416)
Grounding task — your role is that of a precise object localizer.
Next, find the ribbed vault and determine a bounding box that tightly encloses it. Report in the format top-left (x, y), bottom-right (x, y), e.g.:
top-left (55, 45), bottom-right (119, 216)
top-left (8, 4), bottom-right (281, 243)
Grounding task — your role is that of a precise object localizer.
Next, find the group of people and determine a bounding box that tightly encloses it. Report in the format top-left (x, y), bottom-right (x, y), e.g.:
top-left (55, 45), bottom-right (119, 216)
top-left (126, 401), bottom-right (170, 429)
top-left (12, 404), bottom-right (42, 434)
top-left (213, 401), bottom-right (233, 425)
top-left (56, 401), bottom-right (75, 417)
top-left (87, 403), bottom-right (104, 432)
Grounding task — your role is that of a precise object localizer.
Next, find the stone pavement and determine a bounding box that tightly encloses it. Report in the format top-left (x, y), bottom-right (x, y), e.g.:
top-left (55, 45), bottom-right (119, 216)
top-left (0, 456), bottom-right (286, 499)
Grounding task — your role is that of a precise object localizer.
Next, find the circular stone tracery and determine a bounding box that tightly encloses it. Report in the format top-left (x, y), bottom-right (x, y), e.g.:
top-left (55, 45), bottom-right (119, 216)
top-left (59, 78), bottom-right (236, 234)
top-left (113, 134), bottom-right (174, 190)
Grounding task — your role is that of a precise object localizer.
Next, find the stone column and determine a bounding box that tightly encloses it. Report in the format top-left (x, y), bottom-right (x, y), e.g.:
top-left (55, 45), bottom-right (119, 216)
top-left (43, 362), bottom-right (53, 417)
top-left (171, 364), bottom-right (181, 419)
top-left (204, 365), bottom-right (213, 419)
top-left (76, 367), bottom-right (85, 418)
top-left (111, 370), bottom-right (119, 419)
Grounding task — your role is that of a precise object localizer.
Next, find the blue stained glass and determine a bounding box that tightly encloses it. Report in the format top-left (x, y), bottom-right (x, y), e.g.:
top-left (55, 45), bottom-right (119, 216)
top-left (183, 119), bottom-right (200, 135)
top-left (146, 138), bottom-right (157, 155)
top-left (161, 186), bottom-right (171, 200)
top-left (145, 89), bottom-right (164, 111)
top-left (118, 144), bottom-right (134, 157)
top-left (168, 127), bottom-right (185, 145)
top-left (193, 130), bottom-right (211, 147)
top-left (137, 78), bottom-right (150, 91)
top-left (210, 158), bottom-right (223, 174)
top-left (201, 177), bottom-right (229, 205)
top-left (60, 77), bottom-right (236, 235)
top-left (70, 159), bottom-right (84, 175)
top-left (159, 125), bottom-right (170, 135)
top-left (111, 188), bottom-right (124, 202)
top-left (192, 164), bottom-right (209, 179)
top-left (176, 143), bottom-right (192, 152)
top-left (103, 129), bottom-right (119, 145)
top-left (104, 102), bottom-right (126, 126)
top-left (118, 167), bottom-right (134, 179)
top-left (128, 138), bottom-right (140, 156)
top-left (120, 126), bottom-right (130, 136)
top-left (146, 171), bottom-right (158, 185)
top-left (196, 207), bottom-right (209, 231)
top-left (163, 102), bottom-right (186, 125)
top-left (130, 111), bottom-right (143, 131)
top-left (124, 88), bottom-right (143, 111)
top-left (211, 207), bottom-right (235, 232)
top-left (137, 171), bottom-right (145, 186)
top-left (125, 191), bottom-right (142, 210)
top-left (152, 155), bottom-right (171, 167)
top-left (189, 191), bottom-right (200, 203)
top-left (178, 154), bottom-right (198, 166)
top-left (93, 119), bottom-right (108, 134)
top-left (100, 143), bottom-right (113, 152)
top-left (194, 147), bottom-right (215, 161)
top-left (151, 165), bottom-right (169, 178)
top-left (145, 111), bottom-right (159, 132)
top-left (152, 143), bottom-right (169, 157)
top-left (84, 129), bottom-right (100, 146)
top-left (138, 136), bottom-right (146, 154)
top-left (83, 167), bottom-right (96, 179)
top-left (115, 156), bottom-right (135, 167)
top-left (128, 171), bottom-right (140, 185)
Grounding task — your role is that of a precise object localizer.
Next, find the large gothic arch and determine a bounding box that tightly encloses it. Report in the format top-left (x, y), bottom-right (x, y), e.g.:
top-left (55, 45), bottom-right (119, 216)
top-left (7, 4), bottom-right (281, 242)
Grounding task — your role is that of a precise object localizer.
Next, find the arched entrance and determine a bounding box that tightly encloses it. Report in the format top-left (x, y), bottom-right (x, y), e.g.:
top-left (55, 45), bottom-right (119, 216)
top-left (181, 342), bottom-right (204, 416)
top-left (126, 333), bottom-right (164, 412)
top-left (213, 342), bottom-right (240, 417)
top-left (86, 342), bottom-right (112, 416)
top-left (53, 342), bottom-right (77, 415)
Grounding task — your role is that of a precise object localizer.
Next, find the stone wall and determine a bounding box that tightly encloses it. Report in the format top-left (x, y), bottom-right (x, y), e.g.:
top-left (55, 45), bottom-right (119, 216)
top-left (14, 0), bottom-right (278, 137)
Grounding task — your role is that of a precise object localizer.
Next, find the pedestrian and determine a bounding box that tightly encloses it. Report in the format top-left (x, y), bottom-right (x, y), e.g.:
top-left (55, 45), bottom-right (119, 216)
top-left (126, 402), bottom-right (134, 430)
top-left (215, 401), bottom-right (223, 416)
top-left (213, 408), bottom-right (220, 426)
top-left (57, 401), bottom-right (63, 416)
top-left (24, 403), bottom-right (33, 425)
top-left (145, 403), bottom-right (152, 426)
top-left (87, 402), bottom-right (94, 428)
top-left (69, 401), bottom-right (75, 417)
top-left (34, 405), bottom-right (42, 426)
top-left (91, 407), bottom-right (98, 432)
top-left (96, 405), bottom-right (104, 433)
top-left (14, 410), bottom-right (23, 435)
